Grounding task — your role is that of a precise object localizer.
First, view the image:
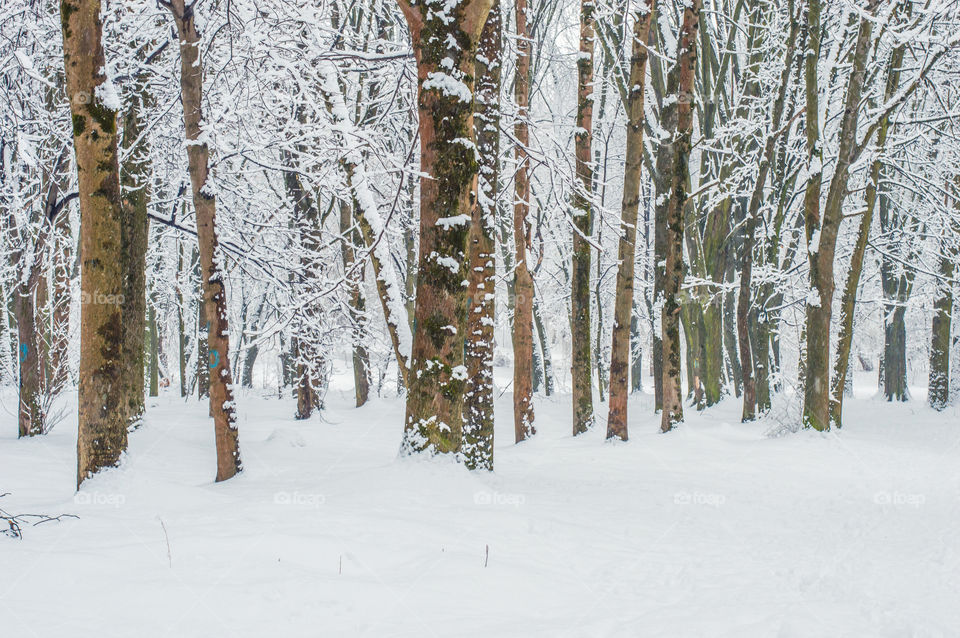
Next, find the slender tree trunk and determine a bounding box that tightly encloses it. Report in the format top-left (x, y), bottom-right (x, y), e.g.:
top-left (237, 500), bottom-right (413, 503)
top-left (660, 0), bottom-right (701, 433)
top-left (166, 0), bottom-right (242, 480)
top-left (929, 210), bottom-right (956, 410)
top-left (606, 0), bottom-right (655, 441)
top-left (802, 0), bottom-right (877, 431)
top-left (532, 295), bottom-right (555, 397)
top-left (148, 299), bottom-right (159, 397)
top-left (571, 0), bottom-right (596, 435)
top-left (630, 314), bottom-right (643, 393)
top-left (339, 200), bottom-right (372, 407)
top-left (512, 0), bottom-right (535, 442)
top-left (62, 0), bottom-right (128, 486)
top-left (176, 237), bottom-right (189, 397)
top-left (830, 9), bottom-right (905, 426)
top-left (15, 278), bottom-right (43, 437)
top-left (396, 0), bottom-right (493, 455)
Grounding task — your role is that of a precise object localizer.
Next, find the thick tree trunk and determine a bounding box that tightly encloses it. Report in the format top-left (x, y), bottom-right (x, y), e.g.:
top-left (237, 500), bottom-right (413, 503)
top-left (512, 0), bottom-right (535, 442)
top-left (167, 0), bottom-right (242, 480)
top-left (570, 0), bottom-right (595, 435)
top-left (606, 0), bottom-right (654, 441)
top-left (396, 0), bottom-right (492, 455)
top-left (62, 0), bottom-right (128, 486)
top-left (463, 1), bottom-right (501, 469)
top-left (659, 0), bottom-right (701, 433)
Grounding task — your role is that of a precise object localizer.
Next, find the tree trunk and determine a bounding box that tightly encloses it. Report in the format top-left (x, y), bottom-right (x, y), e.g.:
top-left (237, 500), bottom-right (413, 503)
top-left (929, 216), bottom-right (955, 410)
top-left (176, 237), bottom-right (190, 397)
top-left (533, 296), bottom-right (555, 396)
top-left (830, 10), bottom-right (905, 426)
top-left (15, 281), bottom-right (43, 437)
top-left (606, 0), bottom-right (654, 441)
top-left (339, 199), bottom-right (372, 407)
top-left (802, 0), bottom-right (877, 431)
top-left (659, 0), bottom-right (701, 433)
top-left (166, 0), bottom-right (242, 481)
top-left (571, 0), bottom-right (596, 435)
top-left (148, 299), bottom-right (159, 398)
top-left (396, 0), bottom-right (493, 456)
top-left (119, 74), bottom-right (151, 427)
top-left (463, 1), bottom-right (501, 469)
top-left (512, 0), bottom-right (535, 442)
top-left (62, 0), bottom-right (128, 486)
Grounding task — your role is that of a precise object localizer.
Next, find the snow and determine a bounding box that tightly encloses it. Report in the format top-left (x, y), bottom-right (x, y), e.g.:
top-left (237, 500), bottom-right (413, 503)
top-left (2, 372), bottom-right (959, 637)
top-left (421, 72), bottom-right (472, 103)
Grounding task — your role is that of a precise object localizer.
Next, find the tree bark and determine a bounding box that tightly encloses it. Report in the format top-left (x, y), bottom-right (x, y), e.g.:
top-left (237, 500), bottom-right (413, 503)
top-left (339, 200), bottom-right (371, 407)
top-left (61, 0), bottom-right (128, 486)
top-left (659, 0), bottom-right (701, 433)
top-left (801, 0), bottom-right (877, 431)
top-left (463, 1), bottom-right (501, 469)
top-left (606, 0), bottom-right (655, 441)
top-left (396, 0), bottom-right (493, 455)
top-left (929, 200), bottom-right (956, 410)
top-left (165, 0), bottom-right (242, 480)
top-left (571, 0), bottom-right (596, 435)
top-left (512, 0), bottom-right (535, 442)
top-left (119, 69), bottom-right (151, 427)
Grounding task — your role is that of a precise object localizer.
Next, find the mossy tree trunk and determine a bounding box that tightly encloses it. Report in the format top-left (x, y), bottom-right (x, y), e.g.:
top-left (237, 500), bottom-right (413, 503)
top-left (659, 0), bottom-right (701, 433)
top-left (396, 0), bottom-right (493, 456)
top-left (61, 0), bottom-right (128, 486)
top-left (570, 0), bottom-right (595, 436)
top-left (164, 0), bottom-right (242, 481)
top-left (606, 0), bottom-right (655, 441)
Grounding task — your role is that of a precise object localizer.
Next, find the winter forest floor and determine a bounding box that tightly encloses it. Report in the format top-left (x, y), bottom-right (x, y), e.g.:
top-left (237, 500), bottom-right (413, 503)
top-left (2, 369), bottom-right (959, 637)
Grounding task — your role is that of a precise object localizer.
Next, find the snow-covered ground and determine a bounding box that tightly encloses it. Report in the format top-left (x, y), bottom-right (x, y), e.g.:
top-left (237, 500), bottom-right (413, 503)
top-left (2, 372), bottom-right (959, 637)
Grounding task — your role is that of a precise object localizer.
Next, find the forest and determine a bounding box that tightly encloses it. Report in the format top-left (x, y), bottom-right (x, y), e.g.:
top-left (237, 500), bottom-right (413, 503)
top-left (2, 0), bottom-right (959, 635)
